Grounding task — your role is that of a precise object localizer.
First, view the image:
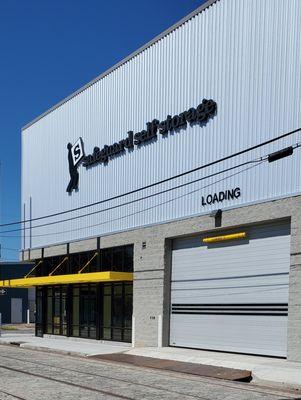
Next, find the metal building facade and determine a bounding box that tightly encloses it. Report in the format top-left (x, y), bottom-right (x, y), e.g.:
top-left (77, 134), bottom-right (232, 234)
top-left (22, 0), bottom-right (301, 249)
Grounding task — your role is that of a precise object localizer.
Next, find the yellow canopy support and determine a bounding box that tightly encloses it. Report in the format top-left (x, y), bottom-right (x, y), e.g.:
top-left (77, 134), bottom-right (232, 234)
top-left (78, 252), bottom-right (98, 274)
top-left (49, 256), bottom-right (68, 276)
top-left (25, 260), bottom-right (43, 278)
top-left (0, 271), bottom-right (133, 288)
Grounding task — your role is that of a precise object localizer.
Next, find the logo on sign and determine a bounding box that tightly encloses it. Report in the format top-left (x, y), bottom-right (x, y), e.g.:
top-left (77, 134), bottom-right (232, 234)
top-left (66, 138), bottom-right (85, 193)
top-left (66, 99), bottom-right (217, 193)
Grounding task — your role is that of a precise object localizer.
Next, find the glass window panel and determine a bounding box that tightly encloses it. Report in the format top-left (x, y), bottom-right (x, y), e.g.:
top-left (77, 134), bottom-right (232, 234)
top-left (36, 290), bottom-right (43, 324)
top-left (124, 285), bottom-right (133, 329)
top-left (123, 329), bottom-right (132, 343)
top-left (72, 326), bottom-right (79, 336)
top-left (53, 325), bottom-right (60, 335)
top-left (104, 285), bottom-right (111, 296)
top-left (80, 325), bottom-right (89, 338)
top-left (101, 249), bottom-right (112, 271)
top-left (103, 294), bottom-right (111, 328)
top-left (89, 286), bottom-right (97, 334)
top-left (124, 245), bottom-right (133, 272)
top-left (89, 326), bottom-right (96, 339)
top-left (72, 294), bottom-right (79, 326)
top-left (61, 295), bottom-right (67, 327)
top-left (114, 284), bottom-right (122, 296)
top-left (112, 247), bottom-right (123, 271)
top-left (112, 285), bottom-right (123, 328)
top-left (112, 328), bottom-right (122, 341)
top-left (88, 252), bottom-right (98, 272)
top-left (103, 327), bottom-right (111, 340)
top-left (81, 297), bottom-right (90, 325)
top-left (46, 295), bottom-right (52, 325)
top-left (125, 284), bottom-right (133, 295)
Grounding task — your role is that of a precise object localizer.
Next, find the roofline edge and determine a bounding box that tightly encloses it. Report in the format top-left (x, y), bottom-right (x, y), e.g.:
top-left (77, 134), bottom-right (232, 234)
top-left (22, 0), bottom-right (219, 131)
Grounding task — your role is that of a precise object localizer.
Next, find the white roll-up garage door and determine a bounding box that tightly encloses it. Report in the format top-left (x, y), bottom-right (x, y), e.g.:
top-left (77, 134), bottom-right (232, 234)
top-left (170, 221), bottom-right (290, 357)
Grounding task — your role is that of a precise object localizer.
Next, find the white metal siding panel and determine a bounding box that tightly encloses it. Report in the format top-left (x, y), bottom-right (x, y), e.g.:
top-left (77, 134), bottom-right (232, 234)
top-left (170, 221), bottom-right (290, 356)
top-left (22, 0), bottom-right (301, 248)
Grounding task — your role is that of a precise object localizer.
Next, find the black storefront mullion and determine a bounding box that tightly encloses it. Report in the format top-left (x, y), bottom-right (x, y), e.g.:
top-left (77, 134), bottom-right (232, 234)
top-left (96, 283), bottom-right (101, 340)
top-left (79, 285), bottom-right (84, 337)
top-left (35, 286), bottom-right (45, 337)
top-left (110, 283), bottom-right (114, 340)
top-left (97, 238), bottom-right (101, 272)
top-left (88, 284), bottom-right (91, 337)
top-left (51, 286), bottom-right (54, 335)
top-left (87, 284), bottom-right (90, 338)
top-left (66, 285), bottom-right (72, 337)
top-left (60, 286), bottom-right (62, 335)
top-left (121, 283), bottom-right (125, 341)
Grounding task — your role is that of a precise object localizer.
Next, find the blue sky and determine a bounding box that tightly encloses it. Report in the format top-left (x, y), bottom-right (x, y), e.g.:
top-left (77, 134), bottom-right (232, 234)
top-left (0, 0), bottom-right (205, 260)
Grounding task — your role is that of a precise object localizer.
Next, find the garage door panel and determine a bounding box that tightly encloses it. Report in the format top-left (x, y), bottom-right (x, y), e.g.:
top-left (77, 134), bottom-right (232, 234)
top-left (170, 221), bottom-right (290, 356)
top-left (170, 314), bottom-right (288, 357)
top-left (171, 274), bottom-right (289, 304)
top-left (171, 286), bottom-right (289, 305)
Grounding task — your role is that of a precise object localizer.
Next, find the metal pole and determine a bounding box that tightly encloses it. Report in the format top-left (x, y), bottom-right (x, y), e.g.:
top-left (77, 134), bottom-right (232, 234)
top-left (0, 313), bottom-right (2, 337)
top-left (29, 197), bottom-right (32, 249)
top-left (27, 309), bottom-right (30, 325)
top-left (23, 203), bottom-right (26, 250)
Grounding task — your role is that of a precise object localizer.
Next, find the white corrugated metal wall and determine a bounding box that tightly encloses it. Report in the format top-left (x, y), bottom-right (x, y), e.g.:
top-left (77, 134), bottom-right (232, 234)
top-left (22, 0), bottom-right (301, 249)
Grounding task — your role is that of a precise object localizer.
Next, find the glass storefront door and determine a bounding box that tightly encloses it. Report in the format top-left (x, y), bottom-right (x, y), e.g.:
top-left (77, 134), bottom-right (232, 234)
top-left (78, 285), bottom-right (97, 339)
top-left (100, 282), bottom-right (133, 342)
top-left (44, 286), bottom-right (68, 336)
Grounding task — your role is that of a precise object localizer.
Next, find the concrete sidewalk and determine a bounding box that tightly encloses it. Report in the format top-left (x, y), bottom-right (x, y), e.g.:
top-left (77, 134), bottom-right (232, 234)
top-left (1, 331), bottom-right (301, 390)
top-left (127, 347), bottom-right (301, 389)
top-left (0, 332), bottom-right (130, 356)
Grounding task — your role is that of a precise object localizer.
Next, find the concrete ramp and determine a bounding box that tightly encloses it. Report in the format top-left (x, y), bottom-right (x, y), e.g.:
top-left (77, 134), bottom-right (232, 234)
top-left (90, 353), bottom-right (252, 382)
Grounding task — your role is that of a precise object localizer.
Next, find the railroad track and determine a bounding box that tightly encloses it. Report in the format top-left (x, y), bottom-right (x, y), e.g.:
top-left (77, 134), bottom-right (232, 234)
top-left (0, 389), bottom-right (28, 400)
top-left (0, 349), bottom-right (300, 400)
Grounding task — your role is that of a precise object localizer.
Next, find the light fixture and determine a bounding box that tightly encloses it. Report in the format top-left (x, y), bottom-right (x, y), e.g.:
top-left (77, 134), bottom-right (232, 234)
top-left (203, 231), bottom-right (247, 244)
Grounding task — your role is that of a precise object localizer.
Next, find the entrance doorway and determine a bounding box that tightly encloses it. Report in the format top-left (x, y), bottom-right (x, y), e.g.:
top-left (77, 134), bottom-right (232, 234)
top-left (37, 282), bottom-right (133, 342)
top-left (11, 298), bottom-right (23, 323)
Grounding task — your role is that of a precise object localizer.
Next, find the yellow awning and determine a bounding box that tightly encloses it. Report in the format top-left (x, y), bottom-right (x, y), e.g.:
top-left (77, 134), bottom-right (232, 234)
top-left (0, 271), bottom-right (133, 288)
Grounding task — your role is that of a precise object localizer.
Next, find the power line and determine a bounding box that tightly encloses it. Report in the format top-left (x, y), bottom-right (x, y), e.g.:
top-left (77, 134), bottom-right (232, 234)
top-left (2, 158), bottom-right (261, 234)
top-left (1, 126), bottom-right (301, 228)
top-left (3, 139), bottom-right (300, 235)
top-left (2, 160), bottom-right (263, 239)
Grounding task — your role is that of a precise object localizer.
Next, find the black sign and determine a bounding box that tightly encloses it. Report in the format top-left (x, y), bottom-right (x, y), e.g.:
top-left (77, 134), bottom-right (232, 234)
top-left (82, 99), bottom-right (217, 167)
top-left (202, 187), bottom-right (241, 206)
top-left (66, 99), bottom-right (217, 193)
top-left (0, 289), bottom-right (7, 295)
top-left (66, 138), bottom-right (85, 193)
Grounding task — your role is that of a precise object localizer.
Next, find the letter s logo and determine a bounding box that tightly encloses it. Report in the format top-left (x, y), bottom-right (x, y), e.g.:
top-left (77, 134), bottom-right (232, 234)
top-left (71, 138), bottom-right (85, 167)
top-left (73, 144), bottom-right (81, 161)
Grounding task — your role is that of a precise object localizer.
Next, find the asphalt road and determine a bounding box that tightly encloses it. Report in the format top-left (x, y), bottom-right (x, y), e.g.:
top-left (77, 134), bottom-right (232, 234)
top-left (0, 345), bottom-right (300, 400)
